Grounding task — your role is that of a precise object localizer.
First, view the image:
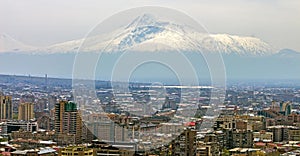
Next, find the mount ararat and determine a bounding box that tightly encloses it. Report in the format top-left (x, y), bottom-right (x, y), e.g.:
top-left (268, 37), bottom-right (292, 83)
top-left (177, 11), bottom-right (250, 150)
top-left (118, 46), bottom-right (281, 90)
top-left (0, 14), bottom-right (299, 82)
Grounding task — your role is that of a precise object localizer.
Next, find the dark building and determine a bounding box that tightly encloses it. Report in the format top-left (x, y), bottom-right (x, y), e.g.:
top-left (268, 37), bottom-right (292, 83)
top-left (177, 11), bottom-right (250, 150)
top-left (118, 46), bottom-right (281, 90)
top-left (54, 101), bottom-right (82, 144)
top-left (0, 121), bottom-right (38, 134)
top-left (170, 128), bottom-right (197, 156)
top-left (0, 94), bottom-right (13, 120)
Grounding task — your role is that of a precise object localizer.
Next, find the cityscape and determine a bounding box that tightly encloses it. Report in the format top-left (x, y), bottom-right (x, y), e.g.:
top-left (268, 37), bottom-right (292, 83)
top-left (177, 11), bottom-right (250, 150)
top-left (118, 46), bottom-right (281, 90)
top-left (1, 1), bottom-right (300, 156)
top-left (0, 74), bottom-right (300, 155)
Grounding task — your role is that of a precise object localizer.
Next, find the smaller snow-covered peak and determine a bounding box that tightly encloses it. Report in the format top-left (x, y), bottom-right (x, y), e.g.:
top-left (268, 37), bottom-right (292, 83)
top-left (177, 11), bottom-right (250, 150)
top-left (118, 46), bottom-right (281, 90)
top-left (37, 39), bottom-right (84, 54)
top-left (0, 33), bottom-right (35, 53)
top-left (274, 48), bottom-right (300, 57)
top-left (0, 33), bottom-right (9, 39)
top-left (278, 48), bottom-right (299, 54)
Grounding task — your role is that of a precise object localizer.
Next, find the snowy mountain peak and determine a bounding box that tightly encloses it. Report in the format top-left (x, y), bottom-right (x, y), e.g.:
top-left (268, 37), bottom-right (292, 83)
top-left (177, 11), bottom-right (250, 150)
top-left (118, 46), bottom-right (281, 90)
top-left (126, 13), bottom-right (158, 28)
top-left (102, 15), bottom-right (274, 54)
top-left (115, 20), bottom-right (167, 52)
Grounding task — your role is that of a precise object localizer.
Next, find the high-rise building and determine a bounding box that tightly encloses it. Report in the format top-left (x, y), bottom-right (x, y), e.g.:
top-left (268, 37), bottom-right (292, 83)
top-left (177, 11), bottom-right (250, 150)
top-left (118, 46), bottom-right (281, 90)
top-left (18, 103), bottom-right (35, 121)
top-left (54, 101), bottom-right (82, 143)
top-left (267, 125), bottom-right (296, 142)
top-left (170, 128), bottom-right (197, 156)
top-left (280, 101), bottom-right (292, 116)
top-left (0, 94), bottom-right (12, 120)
top-left (224, 129), bottom-right (253, 148)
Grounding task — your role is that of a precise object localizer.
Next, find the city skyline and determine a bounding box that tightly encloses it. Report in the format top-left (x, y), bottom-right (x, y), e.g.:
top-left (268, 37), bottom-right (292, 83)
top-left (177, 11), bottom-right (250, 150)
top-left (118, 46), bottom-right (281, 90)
top-left (0, 1), bottom-right (300, 155)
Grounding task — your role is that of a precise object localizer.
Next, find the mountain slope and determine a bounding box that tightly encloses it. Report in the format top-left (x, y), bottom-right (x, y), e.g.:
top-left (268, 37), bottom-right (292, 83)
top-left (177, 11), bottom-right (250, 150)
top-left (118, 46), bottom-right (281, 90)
top-left (208, 34), bottom-right (272, 55)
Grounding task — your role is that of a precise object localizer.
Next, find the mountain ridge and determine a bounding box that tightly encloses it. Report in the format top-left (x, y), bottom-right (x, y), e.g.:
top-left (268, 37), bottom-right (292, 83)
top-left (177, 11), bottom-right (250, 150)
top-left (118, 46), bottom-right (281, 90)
top-left (0, 14), bottom-right (282, 55)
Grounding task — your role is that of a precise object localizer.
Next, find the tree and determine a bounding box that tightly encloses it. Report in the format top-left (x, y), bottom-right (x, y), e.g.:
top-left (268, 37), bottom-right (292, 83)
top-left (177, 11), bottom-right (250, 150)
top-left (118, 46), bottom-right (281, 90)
top-left (222, 149), bottom-right (230, 156)
top-left (256, 150), bottom-right (266, 156)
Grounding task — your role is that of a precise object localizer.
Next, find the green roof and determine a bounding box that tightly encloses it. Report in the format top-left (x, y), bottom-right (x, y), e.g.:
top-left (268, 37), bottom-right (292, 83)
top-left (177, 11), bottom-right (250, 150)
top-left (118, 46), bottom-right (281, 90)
top-left (65, 101), bottom-right (77, 112)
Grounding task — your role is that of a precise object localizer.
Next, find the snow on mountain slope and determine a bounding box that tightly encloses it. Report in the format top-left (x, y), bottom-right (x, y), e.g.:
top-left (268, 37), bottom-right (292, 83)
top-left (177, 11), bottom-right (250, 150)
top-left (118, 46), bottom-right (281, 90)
top-left (0, 34), bottom-right (35, 53)
top-left (40, 38), bottom-right (84, 54)
top-left (40, 14), bottom-right (274, 55)
top-left (0, 14), bottom-right (274, 55)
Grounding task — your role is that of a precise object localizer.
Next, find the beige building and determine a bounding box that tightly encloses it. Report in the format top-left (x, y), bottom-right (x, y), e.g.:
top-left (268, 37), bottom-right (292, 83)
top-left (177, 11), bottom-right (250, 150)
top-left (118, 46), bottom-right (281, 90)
top-left (253, 130), bottom-right (273, 142)
top-left (18, 103), bottom-right (35, 121)
top-left (289, 129), bottom-right (300, 141)
top-left (59, 146), bottom-right (93, 156)
top-left (196, 141), bottom-right (219, 156)
top-left (216, 115), bottom-right (236, 129)
top-left (196, 145), bottom-right (212, 156)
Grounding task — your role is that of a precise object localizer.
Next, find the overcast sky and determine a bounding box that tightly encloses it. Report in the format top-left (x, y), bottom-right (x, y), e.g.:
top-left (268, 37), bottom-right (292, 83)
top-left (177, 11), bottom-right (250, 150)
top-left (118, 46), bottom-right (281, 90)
top-left (0, 0), bottom-right (299, 51)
